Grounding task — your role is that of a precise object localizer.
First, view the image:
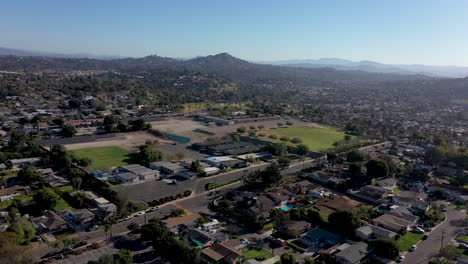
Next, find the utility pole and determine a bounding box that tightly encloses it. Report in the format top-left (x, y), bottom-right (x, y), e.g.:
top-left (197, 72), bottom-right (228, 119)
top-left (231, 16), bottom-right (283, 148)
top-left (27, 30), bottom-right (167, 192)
top-left (440, 228), bottom-right (445, 252)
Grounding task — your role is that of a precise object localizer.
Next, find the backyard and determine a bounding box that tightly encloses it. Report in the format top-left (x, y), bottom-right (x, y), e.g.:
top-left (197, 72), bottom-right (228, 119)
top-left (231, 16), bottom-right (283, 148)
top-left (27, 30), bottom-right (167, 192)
top-left (259, 126), bottom-right (360, 151)
top-left (71, 146), bottom-right (135, 171)
top-left (396, 232), bottom-right (424, 251)
top-left (243, 247), bottom-right (274, 260)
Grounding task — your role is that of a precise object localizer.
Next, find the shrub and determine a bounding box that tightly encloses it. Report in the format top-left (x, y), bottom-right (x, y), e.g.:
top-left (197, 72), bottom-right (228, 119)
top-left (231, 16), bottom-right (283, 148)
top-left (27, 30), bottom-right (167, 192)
top-left (280, 136), bottom-right (289, 141)
top-left (291, 137), bottom-right (302, 144)
top-left (183, 190), bottom-right (192, 197)
top-left (269, 134), bottom-right (278, 139)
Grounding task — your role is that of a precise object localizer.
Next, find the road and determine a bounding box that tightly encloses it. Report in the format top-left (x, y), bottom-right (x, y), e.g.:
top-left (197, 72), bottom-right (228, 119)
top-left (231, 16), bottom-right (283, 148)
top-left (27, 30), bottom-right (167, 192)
top-left (122, 157), bottom-right (322, 202)
top-left (402, 204), bottom-right (467, 264)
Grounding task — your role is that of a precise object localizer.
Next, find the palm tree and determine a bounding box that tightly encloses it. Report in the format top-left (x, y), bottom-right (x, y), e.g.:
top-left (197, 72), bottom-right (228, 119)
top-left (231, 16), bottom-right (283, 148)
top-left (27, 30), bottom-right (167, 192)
top-left (103, 217), bottom-right (115, 244)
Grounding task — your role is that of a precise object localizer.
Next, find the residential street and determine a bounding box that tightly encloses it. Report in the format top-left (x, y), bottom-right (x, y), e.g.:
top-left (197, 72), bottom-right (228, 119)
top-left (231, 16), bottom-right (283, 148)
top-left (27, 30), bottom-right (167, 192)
top-left (402, 205), bottom-right (467, 264)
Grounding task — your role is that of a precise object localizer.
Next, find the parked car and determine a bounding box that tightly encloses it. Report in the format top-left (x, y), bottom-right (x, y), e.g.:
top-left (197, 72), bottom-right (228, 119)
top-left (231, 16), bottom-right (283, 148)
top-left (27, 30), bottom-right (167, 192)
top-left (413, 227), bottom-right (425, 234)
top-left (147, 206), bottom-right (159, 212)
top-left (397, 256), bottom-right (405, 263)
top-left (135, 211), bottom-right (146, 217)
top-left (88, 225), bottom-right (99, 231)
top-left (240, 238), bottom-right (250, 244)
top-left (422, 234), bottom-right (428, 240)
top-left (409, 245), bottom-right (417, 252)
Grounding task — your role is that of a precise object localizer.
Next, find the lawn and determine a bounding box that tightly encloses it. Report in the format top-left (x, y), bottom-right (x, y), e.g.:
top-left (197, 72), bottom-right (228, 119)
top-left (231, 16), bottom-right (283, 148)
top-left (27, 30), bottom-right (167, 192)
top-left (260, 126), bottom-right (359, 151)
top-left (457, 235), bottom-right (468, 243)
top-left (71, 146), bottom-right (134, 170)
top-left (53, 197), bottom-right (75, 211)
top-left (243, 247), bottom-right (274, 260)
top-left (396, 232), bottom-right (424, 251)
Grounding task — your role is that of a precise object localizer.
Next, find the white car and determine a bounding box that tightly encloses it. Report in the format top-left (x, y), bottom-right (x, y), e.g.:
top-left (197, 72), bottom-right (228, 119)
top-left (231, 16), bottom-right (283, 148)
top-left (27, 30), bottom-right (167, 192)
top-left (124, 215), bottom-right (133, 220)
top-left (240, 238), bottom-right (250, 244)
top-left (413, 227), bottom-right (425, 234)
top-left (397, 256), bottom-right (406, 263)
top-left (147, 206), bottom-right (159, 212)
top-left (409, 245), bottom-right (417, 252)
top-left (459, 243), bottom-right (468, 249)
top-left (135, 211), bottom-right (146, 217)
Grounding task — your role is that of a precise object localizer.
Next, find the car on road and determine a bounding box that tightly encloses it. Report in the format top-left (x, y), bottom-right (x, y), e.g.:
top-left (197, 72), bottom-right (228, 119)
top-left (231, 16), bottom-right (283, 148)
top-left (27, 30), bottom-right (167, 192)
top-left (397, 256), bottom-right (405, 263)
top-left (135, 211), bottom-right (146, 217)
top-left (422, 234), bottom-right (428, 240)
top-left (124, 215), bottom-right (133, 220)
top-left (147, 206), bottom-right (159, 212)
top-left (459, 243), bottom-right (468, 249)
top-left (409, 245), bottom-right (417, 252)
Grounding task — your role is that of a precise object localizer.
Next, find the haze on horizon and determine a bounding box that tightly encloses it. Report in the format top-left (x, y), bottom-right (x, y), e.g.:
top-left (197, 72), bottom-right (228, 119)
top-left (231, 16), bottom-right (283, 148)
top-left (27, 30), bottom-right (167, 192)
top-left (1, 0), bottom-right (468, 66)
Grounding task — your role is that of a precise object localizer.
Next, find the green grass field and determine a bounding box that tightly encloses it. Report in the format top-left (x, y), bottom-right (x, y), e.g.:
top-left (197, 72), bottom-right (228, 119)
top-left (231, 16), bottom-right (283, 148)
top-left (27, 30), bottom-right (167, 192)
top-left (396, 232), bottom-right (424, 251)
top-left (71, 146), bottom-right (134, 171)
top-left (53, 198), bottom-right (75, 211)
top-left (243, 247), bottom-right (274, 260)
top-left (261, 126), bottom-right (356, 151)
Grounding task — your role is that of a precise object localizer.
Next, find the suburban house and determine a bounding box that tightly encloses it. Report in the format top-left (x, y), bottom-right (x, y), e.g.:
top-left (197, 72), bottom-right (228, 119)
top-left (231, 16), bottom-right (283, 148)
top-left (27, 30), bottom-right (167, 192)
top-left (201, 242), bottom-right (241, 264)
top-left (308, 171), bottom-right (332, 185)
top-left (4, 157), bottom-right (41, 171)
top-left (186, 228), bottom-right (215, 247)
top-left (149, 161), bottom-right (184, 176)
top-left (59, 208), bottom-right (95, 230)
top-left (334, 241), bottom-right (369, 264)
top-left (393, 191), bottom-right (430, 211)
top-left (360, 185), bottom-right (390, 199)
top-left (31, 210), bottom-right (68, 233)
top-left (0, 185), bottom-right (30, 201)
top-left (300, 228), bottom-right (342, 249)
top-left (376, 177), bottom-right (397, 191)
top-left (176, 169), bottom-right (198, 179)
top-left (355, 223), bottom-right (397, 240)
top-left (372, 214), bottom-right (413, 233)
top-left (267, 190), bottom-right (296, 206)
top-left (388, 206), bottom-right (419, 224)
top-left (38, 169), bottom-right (69, 187)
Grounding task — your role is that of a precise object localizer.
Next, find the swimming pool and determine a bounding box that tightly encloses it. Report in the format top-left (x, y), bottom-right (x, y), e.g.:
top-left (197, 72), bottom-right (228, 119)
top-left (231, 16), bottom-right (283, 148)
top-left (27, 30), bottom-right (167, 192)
top-left (280, 204), bottom-right (294, 211)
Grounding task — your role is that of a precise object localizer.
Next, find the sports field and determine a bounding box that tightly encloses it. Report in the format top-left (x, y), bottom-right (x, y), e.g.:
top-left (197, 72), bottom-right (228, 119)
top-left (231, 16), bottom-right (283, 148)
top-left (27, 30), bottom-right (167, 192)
top-left (260, 126), bottom-right (355, 151)
top-left (71, 146), bottom-right (134, 171)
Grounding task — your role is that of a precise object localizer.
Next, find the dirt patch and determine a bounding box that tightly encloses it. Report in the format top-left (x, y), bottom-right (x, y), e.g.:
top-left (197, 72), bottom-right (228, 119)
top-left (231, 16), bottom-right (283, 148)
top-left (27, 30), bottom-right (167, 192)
top-left (64, 131), bottom-right (168, 151)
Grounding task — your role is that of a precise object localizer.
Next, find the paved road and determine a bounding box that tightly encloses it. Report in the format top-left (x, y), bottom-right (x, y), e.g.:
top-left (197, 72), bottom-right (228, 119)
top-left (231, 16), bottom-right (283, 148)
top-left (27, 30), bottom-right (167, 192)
top-left (122, 157), bottom-right (322, 202)
top-left (402, 205), bottom-right (467, 264)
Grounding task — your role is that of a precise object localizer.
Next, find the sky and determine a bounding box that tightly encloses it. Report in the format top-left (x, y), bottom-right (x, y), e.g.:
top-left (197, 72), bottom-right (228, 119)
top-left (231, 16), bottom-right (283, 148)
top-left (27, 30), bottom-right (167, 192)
top-left (1, 0), bottom-right (468, 66)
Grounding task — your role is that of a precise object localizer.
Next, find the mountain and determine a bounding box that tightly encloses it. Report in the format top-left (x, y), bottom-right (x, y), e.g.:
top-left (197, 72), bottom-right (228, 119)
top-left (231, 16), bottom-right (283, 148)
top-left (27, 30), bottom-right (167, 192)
top-left (0, 47), bottom-right (122, 60)
top-left (261, 58), bottom-right (468, 78)
top-left (0, 52), bottom-right (432, 85)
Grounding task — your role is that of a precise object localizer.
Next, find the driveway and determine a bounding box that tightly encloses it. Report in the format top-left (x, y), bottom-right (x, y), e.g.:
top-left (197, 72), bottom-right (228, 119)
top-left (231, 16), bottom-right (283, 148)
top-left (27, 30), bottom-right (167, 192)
top-left (402, 205), bottom-right (467, 264)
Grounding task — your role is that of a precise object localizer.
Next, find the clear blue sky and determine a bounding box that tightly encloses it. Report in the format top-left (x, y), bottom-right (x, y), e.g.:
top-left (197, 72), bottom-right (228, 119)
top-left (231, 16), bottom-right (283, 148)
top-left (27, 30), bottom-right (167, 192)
top-left (1, 0), bottom-right (468, 65)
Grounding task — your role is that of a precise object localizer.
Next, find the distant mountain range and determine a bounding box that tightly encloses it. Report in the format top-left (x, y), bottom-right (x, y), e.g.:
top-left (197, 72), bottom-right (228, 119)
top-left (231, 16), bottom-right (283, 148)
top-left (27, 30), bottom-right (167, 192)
top-left (0, 47), bottom-right (123, 60)
top-left (259, 58), bottom-right (468, 78)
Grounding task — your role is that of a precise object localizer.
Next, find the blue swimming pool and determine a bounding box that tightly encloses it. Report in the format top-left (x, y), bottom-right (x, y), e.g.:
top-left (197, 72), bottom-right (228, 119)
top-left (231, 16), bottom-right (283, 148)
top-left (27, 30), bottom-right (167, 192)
top-left (280, 205), bottom-right (294, 211)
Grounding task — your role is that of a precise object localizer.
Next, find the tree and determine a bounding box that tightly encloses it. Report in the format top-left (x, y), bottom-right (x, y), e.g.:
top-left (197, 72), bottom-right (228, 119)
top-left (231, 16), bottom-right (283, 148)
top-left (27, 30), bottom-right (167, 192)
top-left (449, 174), bottom-right (468, 187)
top-left (344, 134), bottom-right (352, 148)
top-left (346, 151), bottom-right (367, 162)
top-left (349, 162), bottom-right (362, 177)
top-left (138, 144), bottom-right (163, 164)
top-left (328, 211), bottom-right (361, 235)
top-left (68, 99), bottom-right (81, 109)
top-left (0, 231), bottom-right (37, 264)
top-left (280, 252), bottom-right (296, 264)
top-left (8, 216), bottom-right (37, 244)
top-left (34, 188), bottom-right (60, 210)
top-left (61, 124), bottom-right (77, 138)
top-left (128, 119), bottom-right (150, 131)
top-left (114, 249), bottom-right (133, 264)
top-left (305, 208), bottom-right (323, 226)
top-left (303, 256), bottom-right (315, 264)
top-left (369, 238), bottom-right (399, 259)
top-left (236, 127), bottom-right (247, 133)
top-left (296, 144), bottom-right (309, 156)
top-left (278, 156), bottom-right (291, 168)
top-left (73, 192), bottom-right (87, 208)
top-left (70, 176), bottom-right (83, 190)
top-left (366, 159), bottom-right (389, 178)
top-left (17, 166), bottom-right (43, 186)
top-left (277, 122), bottom-right (283, 126)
